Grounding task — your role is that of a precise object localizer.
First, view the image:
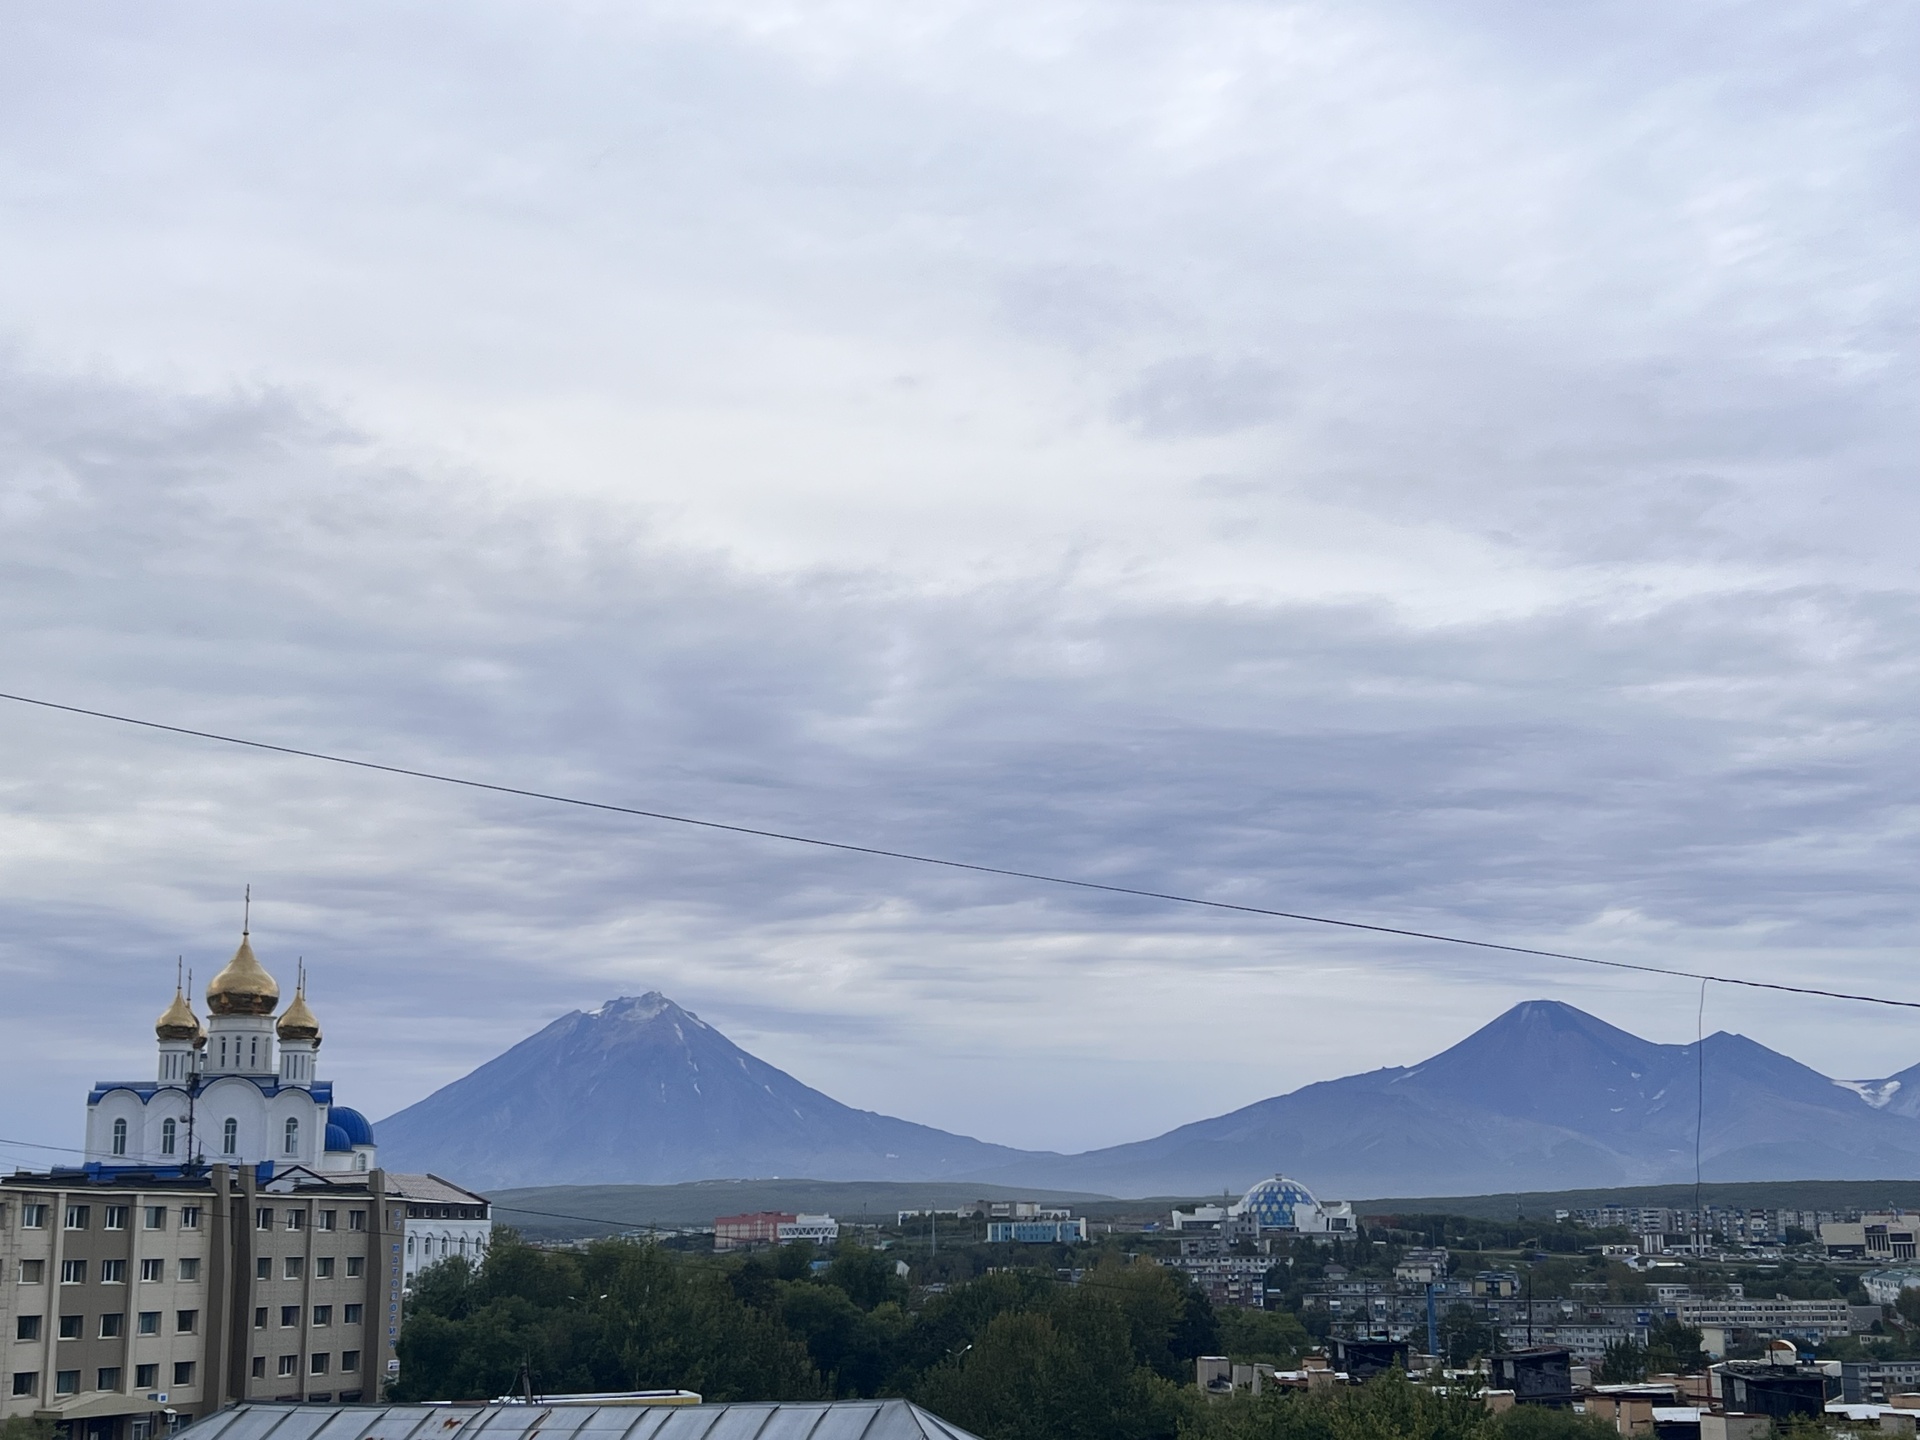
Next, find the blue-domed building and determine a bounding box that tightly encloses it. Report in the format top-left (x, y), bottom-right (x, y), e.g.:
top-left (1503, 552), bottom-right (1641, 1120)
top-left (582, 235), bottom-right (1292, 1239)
top-left (1171, 1174), bottom-right (1355, 1236)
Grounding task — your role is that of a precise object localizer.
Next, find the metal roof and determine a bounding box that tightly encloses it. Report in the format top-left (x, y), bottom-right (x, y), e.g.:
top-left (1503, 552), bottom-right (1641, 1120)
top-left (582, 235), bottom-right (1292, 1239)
top-left (384, 1174), bottom-right (490, 1205)
top-left (176, 1401), bottom-right (983, 1440)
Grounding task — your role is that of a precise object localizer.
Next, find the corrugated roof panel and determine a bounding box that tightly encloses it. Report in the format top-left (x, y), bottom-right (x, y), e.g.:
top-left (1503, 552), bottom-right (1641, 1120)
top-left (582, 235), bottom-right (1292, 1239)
top-left (176, 1401), bottom-right (979, 1440)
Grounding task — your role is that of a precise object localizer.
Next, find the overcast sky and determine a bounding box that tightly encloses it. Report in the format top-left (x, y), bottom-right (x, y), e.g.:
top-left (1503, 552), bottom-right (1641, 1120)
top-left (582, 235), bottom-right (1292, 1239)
top-left (1, 1), bottom-right (1916, 1167)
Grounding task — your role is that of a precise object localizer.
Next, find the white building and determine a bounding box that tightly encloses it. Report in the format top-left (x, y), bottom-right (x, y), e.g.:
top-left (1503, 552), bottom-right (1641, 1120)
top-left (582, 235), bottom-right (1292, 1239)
top-left (83, 927), bottom-right (379, 1178)
top-left (777, 1215), bottom-right (840, 1246)
top-left (390, 1174), bottom-right (493, 1287)
top-left (1171, 1176), bottom-right (1355, 1238)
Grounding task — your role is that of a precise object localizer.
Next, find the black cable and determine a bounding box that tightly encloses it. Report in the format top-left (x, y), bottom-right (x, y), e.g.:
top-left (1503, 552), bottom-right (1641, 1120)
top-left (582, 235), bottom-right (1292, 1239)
top-left (4, 687), bottom-right (1919, 1011)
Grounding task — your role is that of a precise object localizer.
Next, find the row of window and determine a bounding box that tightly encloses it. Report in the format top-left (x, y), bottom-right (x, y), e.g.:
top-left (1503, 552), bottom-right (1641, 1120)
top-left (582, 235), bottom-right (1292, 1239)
top-left (11, 1361), bottom-right (197, 1397)
top-left (253, 1255), bottom-right (363, 1281)
top-left (14, 1257), bottom-right (200, 1285)
top-left (13, 1310), bottom-right (197, 1340)
top-left (250, 1351), bottom-right (360, 1380)
top-left (105, 1114), bottom-right (311, 1158)
top-left (5, 1203), bottom-right (204, 1231)
top-left (256, 1207), bottom-right (365, 1232)
top-left (251, 1304), bottom-right (363, 1328)
top-left (407, 1233), bottom-right (486, 1259)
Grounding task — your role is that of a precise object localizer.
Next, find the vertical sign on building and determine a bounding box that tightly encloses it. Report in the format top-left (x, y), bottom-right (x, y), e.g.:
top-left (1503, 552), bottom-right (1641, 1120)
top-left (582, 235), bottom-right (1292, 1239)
top-left (387, 1239), bottom-right (402, 1378)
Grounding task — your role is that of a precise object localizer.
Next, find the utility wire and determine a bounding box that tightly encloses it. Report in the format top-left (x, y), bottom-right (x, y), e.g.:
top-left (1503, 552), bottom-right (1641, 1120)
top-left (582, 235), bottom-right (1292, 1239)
top-left (5, 687), bottom-right (1919, 1011)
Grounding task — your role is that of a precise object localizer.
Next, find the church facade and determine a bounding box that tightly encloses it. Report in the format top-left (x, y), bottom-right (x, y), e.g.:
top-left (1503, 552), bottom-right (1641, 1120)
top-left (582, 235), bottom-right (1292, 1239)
top-left (81, 930), bottom-right (377, 1178)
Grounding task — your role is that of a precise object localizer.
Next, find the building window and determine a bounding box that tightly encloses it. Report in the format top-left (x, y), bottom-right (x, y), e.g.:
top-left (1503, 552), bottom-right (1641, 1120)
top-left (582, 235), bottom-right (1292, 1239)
top-left (100, 1260), bottom-right (126, 1284)
top-left (285, 1210), bottom-right (304, 1231)
top-left (344, 1257), bottom-right (363, 1278)
top-left (280, 1306), bottom-right (299, 1328)
top-left (178, 1258), bottom-right (200, 1281)
top-left (219, 1038), bottom-right (227, 1068)
top-left (15, 1316), bottom-right (39, 1341)
top-left (283, 1257), bottom-right (303, 1280)
top-left (11, 1373), bottom-right (38, 1398)
top-left (278, 1355), bottom-right (297, 1377)
top-left (65, 1205), bottom-right (89, 1230)
top-left (55, 1370), bottom-right (80, 1396)
top-left (111, 1119), bottom-right (128, 1156)
top-left (18, 1260), bottom-right (45, 1284)
top-left (137, 1312), bottom-right (159, 1335)
top-left (256, 1208), bottom-right (274, 1231)
top-left (340, 1351), bottom-right (359, 1373)
top-left (172, 1361), bottom-right (194, 1387)
top-left (347, 1210), bottom-right (365, 1232)
top-left (254, 1307), bottom-right (267, 1329)
top-left (314, 1257), bottom-right (333, 1278)
top-left (310, 1354), bottom-right (329, 1375)
top-left (139, 1259), bottom-right (163, 1283)
top-left (342, 1304), bottom-right (362, 1325)
top-left (355, 1154), bottom-right (367, 1171)
top-left (249, 1037), bottom-right (259, 1069)
top-left (312, 1306), bottom-right (331, 1327)
top-left (223, 1118), bottom-right (238, 1155)
top-left (58, 1316), bottom-right (82, 1340)
top-left (318, 1209), bottom-right (336, 1232)
top-left (60, 1260), bottom-right (86, 1285)
top-left (103, 1206), bottom-right (127, 1230)
top-left (405, 1236), bottom-right (414, 1256)
top-left (284, 1118), bottom-right (299, 1155)
top-left (176, 1310), bottom-right (197, 1334)
top-left (97, 1367), bottom-right (121, 1391)
top-left (160, 1119), bottom-right (177, 1157)
top-left (180, 1206), bottom-right (201, 1230)
top-left (144, 1206), bottom-right (167, 1230)
top-left (98, 1314), bottom-right (123, 1338)
top-left (135, 1364), bottom-right (158, 1390)
top-left (251, 1357), bottom-right (266, 1380)
top-left (22, 1203), bottom-right (46, 1229)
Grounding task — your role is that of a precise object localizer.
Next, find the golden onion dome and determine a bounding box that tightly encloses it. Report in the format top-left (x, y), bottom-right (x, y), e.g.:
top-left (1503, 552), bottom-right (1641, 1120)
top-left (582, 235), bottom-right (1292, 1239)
top-left (206, 933), bottom-right (280, 1017)
top-left (276, 982), bottom-right (321, 1044)
top-left (155, 985), bottom-right (203, 1042)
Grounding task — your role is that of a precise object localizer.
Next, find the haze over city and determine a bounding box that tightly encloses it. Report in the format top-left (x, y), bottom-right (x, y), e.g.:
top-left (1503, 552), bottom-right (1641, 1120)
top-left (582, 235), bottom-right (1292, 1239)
top-left (1, 0), bottom-right (1915, 1167)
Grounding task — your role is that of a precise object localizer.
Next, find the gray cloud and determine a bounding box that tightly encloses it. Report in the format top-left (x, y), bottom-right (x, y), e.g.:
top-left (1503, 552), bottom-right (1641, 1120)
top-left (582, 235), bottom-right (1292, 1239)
top-left (0, 1), bottom-right (1914, 1162)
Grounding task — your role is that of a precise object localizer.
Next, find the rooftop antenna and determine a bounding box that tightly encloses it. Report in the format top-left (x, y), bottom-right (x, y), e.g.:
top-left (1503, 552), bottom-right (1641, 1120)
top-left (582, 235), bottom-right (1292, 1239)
top-left (243, 884), bottom-right (251, 936)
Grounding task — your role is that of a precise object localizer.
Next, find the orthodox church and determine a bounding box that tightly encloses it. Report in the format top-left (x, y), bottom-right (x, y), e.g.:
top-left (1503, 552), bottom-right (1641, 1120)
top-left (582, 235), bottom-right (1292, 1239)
top-left (83, 922), bottom-right (378, 1176)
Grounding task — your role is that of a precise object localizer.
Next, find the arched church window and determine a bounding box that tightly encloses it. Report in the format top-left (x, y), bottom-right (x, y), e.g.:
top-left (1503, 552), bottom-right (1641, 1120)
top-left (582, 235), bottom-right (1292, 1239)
top-left (111, 1118), bottom-right (127, 1156)
top-left (355, 1153), bottom-right (367, 1171)
top-left (161, 1119), bottom-right (176, 1156)
top-left (222, 1118), bottom-right (238, 1155)
top-left (249, 1038), bottom-right (259, 1069)
top-left (405, 1236), bottom-right (414, 1255)
top-left (219, 1038), bottom-right (228, 1068)
top-left (284, 1117), bottom-right (299, 1155)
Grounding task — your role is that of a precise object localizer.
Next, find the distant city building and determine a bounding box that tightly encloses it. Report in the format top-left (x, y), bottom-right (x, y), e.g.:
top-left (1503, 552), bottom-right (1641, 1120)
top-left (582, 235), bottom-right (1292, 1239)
top-left (1394, 1249), bottom-right (1449, 1284)
top-left (390, 1174), bottom-right (492, 1287)
top-left (1862, 1269), bottom-right (1920, 1306)
top-left (1677, 1296), bottom-right (1855, 1343)
top-left (713, 1212), bottom-right (792, 1252)
top-left (777, 1215), bottom-right (839, 1246)
top-left (986, 1219), bottom-right (1087, 1245)
top-left (1171, 1176), bottom-right (1354, 1239)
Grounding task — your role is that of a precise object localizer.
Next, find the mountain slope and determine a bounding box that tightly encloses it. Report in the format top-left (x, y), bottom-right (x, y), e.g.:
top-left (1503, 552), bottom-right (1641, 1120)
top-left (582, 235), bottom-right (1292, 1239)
top-left (965, 1001), bottom-right (1920, 1196)
top-left (376, 993), bottom-right (1050, 1189)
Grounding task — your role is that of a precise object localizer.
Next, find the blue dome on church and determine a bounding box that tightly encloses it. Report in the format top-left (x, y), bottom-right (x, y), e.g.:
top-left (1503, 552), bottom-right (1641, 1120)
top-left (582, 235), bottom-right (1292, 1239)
top-left (328, 1106), bottom-right (374, 1147)
top-left (324, 1124), bottom-right (352, 1153)
top-left (1236, 1175), bottom-right (1319, 1228)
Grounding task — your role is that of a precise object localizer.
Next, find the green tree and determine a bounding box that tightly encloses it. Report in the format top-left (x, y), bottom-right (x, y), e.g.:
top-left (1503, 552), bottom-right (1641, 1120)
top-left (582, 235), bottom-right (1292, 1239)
top-left (1596, 1336), bottom-right (1647, 1384)
top-left (1216, 1308), bottom-right (1311, 1366)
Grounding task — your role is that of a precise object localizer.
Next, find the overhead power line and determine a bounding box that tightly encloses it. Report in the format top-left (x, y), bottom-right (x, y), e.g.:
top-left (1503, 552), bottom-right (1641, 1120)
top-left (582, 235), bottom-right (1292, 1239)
top-left (3, 688), bottom-right (1917, 1012)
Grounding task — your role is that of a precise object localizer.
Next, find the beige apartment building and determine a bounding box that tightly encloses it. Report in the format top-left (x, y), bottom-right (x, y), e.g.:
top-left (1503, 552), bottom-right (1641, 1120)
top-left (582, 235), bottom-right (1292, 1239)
top-left (1, 919), bottom-right (448, 1440)
top-left (2, 1164), bottom-right (405, 1439)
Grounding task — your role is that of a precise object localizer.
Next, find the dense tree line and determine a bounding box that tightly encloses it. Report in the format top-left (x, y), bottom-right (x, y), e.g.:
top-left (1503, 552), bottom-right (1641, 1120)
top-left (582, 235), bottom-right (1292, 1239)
top-left (393, 1235), bottom-right (1649, 1440)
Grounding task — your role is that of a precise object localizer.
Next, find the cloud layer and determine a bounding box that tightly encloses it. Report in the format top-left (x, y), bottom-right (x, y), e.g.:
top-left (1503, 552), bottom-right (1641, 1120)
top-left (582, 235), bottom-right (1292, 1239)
top-left (0, 0), bottom-right (1914, 1165)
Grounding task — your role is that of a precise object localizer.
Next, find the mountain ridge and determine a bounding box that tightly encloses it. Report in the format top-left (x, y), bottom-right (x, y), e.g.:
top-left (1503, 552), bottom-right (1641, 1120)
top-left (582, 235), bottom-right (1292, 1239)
top-left (377, 994), bottom-right (1920, 1196)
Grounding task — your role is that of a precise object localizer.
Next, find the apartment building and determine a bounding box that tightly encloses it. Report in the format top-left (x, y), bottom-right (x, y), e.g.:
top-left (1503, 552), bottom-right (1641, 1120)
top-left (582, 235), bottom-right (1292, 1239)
top-left (1, 1163), bottom-right (405, 1440)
